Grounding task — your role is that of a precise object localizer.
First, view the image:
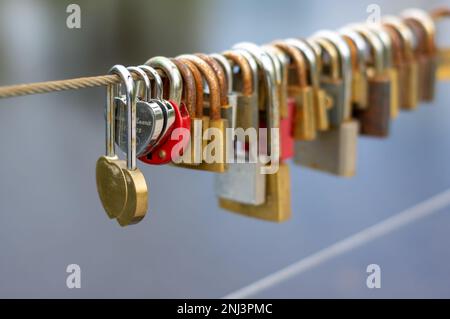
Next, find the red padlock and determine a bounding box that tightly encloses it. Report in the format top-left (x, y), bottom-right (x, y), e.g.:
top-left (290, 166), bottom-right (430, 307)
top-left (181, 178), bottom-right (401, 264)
top-left (280, 98), bottom-right (295, 160)
top-left (139, 100), bottom-right (190, 165)
top-left (138, 57), bottom-right (191, 165)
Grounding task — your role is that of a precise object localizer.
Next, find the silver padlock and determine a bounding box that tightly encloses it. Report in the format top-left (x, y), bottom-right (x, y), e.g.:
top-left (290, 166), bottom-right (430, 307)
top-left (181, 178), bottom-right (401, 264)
top-left (214, 49), bottom-right (265, 205)
top-left (115, 66), bottom-right (164, 157)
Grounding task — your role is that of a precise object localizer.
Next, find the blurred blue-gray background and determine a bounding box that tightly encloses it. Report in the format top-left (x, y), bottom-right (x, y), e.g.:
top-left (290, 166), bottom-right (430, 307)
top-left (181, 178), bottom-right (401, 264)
top-left (0, 0), bottom-right (450, 298)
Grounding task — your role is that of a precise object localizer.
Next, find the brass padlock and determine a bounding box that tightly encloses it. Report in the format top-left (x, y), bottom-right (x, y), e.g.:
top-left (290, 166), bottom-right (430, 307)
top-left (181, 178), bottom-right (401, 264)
top-left (273, 41), bottom-right (316, 140)
top-left (402, 9), bottom-right (438, 102)
top-left (285, 38), bottom-right (332, 131)
top-left (339, 27), bottom-right (369, 110)
top-left (365, 24), bottom-right (399, 120)
top-left (351, 24), bottom-right (391, 137)
top-left (96, 65), bottom-right (148, 226)
top-left (177, 54), bottom-right (228, 172)
top-left (382, 16), bottom-right (419, 110)
top-left (223, 49), bottom-right (259, 132)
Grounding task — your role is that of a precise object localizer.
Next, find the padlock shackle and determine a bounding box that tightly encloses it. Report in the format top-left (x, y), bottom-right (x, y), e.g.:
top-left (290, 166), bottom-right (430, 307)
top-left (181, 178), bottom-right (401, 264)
top-left (175, 58), bottom-right (204, 118)
top-left (350, 24), bottom-right (385, 74)
top-left (211, 53), bottom-right (234, 95)
top-left (170, 58), bottom-right (196, 118)
top-left (233, 42), bottom-right (280, 157)
top-left (138, 65), bottom-right (163, 100)
top-left (177, 54), bottom-right (221, 120)
top-left (382, 17), bottom-right (416, 62)
top-left (272, 42), bottom-right (308, 88)
top-left (284, 38), bottom-right (320, 89)
top-left (310, 38), bottom-right (341, 79)
top-left (339, 28), bottom-right (369, 75)
top-left (262, 46), bottom-right (283, 88)
top-left (127, 66), bottom-right (151, 102)
top-left (366, 24), bottom-right (394, 70)
top-left (402, 9), bottom-right (436, 54)
top-left (195, 53), bottom-right (229, 106)
top-left (231, 49), bottom-right (259, 97)
top-left (145, 56), bottom-right (183, 105)
top-left (108, 65), bottom-right (137, 170)
top-left (222, 50), bottom-right (253, 96)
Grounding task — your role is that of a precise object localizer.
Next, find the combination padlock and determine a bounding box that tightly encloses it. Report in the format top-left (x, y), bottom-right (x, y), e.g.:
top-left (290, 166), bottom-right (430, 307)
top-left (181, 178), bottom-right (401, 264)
top-left (96, 65), bottom-right (148, 226)
top-left (139, 57), bottom-right (191, 165)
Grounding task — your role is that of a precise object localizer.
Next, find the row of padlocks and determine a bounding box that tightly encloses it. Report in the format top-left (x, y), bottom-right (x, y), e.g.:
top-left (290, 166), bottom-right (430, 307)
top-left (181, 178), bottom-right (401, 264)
top-left (96, 8), bottom-right (442, 227)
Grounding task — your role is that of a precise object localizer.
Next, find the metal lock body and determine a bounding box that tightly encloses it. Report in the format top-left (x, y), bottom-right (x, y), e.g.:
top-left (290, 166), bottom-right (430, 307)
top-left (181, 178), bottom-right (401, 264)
top-left (273, 41), bottom-right (315, 141)
top-left (295, 120), bottom-right (359, 177)
top-left (218, 163), bottom-right (291, 222)
top-left (264, 45), bottom-right (294, 160)
top-left (339, 27), bottom-right (370, 110)
top-left (139, 57), bottom-right (191, 165)
top-left (170, 58), bottom-right (202, 165)
top-left (383, 16), bottom-right (419, 110)
top-left (351, 24), bottom-right (391, 137)
top-left (177, 54), bottom-right (228, 172)
top-left (223, 49), bottom-right (259, 132)
top-left (285, 38), bottom-right (332, 132)
top-left (366, 24), bottom-right (399, 120)
top-left (96, 65), bottom-right (148, 226)
top-left (402, 9), bottom-right (438, 102)
top-left (115, 66), bottom-right (164, 157)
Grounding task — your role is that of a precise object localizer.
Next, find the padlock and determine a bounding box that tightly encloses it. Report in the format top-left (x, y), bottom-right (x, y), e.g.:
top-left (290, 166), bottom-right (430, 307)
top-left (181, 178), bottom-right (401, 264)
top-left (177, 54), bottom-right (228, 172)
top-left (365, 24), bottom-right (399, 120)
top-left (382, 16), bottom-right (419, 110)
top-left (139, 57), bottom-right (191, 165)
top-left (220, 42), bottom-right (290, 221)
top-left (402, 9), bottom-right (438, 102)
top-left (285, 38), bottom-right (332, 131)
top-left (312, 31), bottom-right (353, 123)
top-left (351, 24), bottom-right (391, 137)
top-left (295, 32), bottom-right (357, 177)
top-left (223, 49), bottom-right (259, 132)
top-left (339, 27), bottom-right (370, 110)
top-left (308, 36), bottom-right (347, 126)
top-left (170, 58), bottom-right (202, 165)
top-left (273, 41), bottom-right (316, 141)
top-left (263, 45), bottom-right (294, 160)
top-left (96, 65), bottom-right (148, 226)
top-left (114, 66), bottom-right (164, 158)
top-left (211, 53), bottom-right (238, 130)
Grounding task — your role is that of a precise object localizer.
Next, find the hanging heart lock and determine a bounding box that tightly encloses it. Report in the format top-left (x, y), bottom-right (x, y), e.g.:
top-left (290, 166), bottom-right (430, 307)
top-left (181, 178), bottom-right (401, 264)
top-left (139, 57), bottom-right (191, 165)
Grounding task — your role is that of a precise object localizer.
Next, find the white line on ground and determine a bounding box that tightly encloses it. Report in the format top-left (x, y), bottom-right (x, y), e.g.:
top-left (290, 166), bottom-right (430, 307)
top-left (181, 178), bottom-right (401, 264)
top-left (223, 188), bottom-right (450, 299)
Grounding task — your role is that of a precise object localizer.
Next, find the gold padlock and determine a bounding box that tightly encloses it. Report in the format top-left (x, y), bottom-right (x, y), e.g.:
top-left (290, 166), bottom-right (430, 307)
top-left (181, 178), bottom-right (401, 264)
top-left (402, 9), bottom-right (438, 102)
top-left (383, 16), bottom-right (419, 110)
top-left (177, 54), bottom-right (228, 172)
top-left (273, 41), bottom-right (316, 140)
top-left (96, 65), bottom-right (148, 226)
top-left (285, 38), bottom-right (332, 131)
